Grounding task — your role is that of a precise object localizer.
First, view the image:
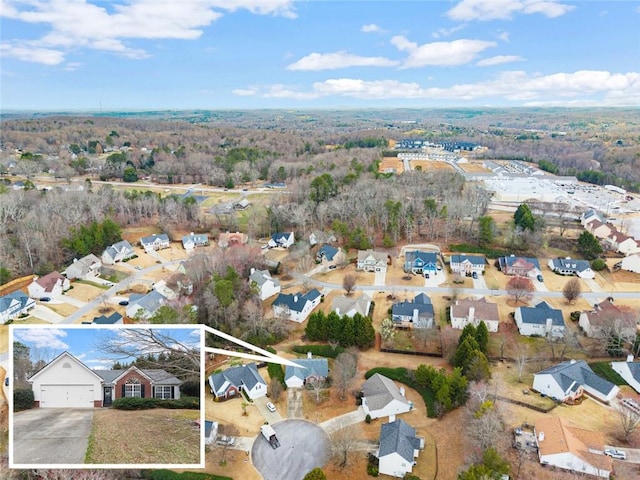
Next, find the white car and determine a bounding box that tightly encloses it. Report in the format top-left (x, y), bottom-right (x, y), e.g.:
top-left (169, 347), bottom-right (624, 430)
top-left (604, 448), bottom-right (626, 460)
top-left (266, 402), bottom-right (276, 412)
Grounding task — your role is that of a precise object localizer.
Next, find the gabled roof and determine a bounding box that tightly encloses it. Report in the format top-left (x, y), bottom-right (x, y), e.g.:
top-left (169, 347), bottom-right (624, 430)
top-left (405, 250), bottom-right (437, 265)
top-left (249, 269), bottom-right (279, 288)
top-left (182, 233), bottom-right (209, 246)
top-left (535, 416), bottom-right (611, 473)
top-left (499, 256), bottom-right (541, 271)
top-left (583, 300), bottom-right (637, 328)
top-left (93, 366), bottom-right (182, 385)
top-left (450, 254), bottom-right (485, 265)
top-left (0, 291), bottom-right (33, 312)
top-left (66, 254), bottom-right (101, 276)
top-left (536, 360), bottom-right (616, 397)
top-left (623, 362), bottom-right (640, 383)
top-left (317, 244), bottom-right (339, 261)
top-left (451, 297), bottom-right (499, 322)
top-left (272, 289), bottom-right (321, 313)
top-left (104, 240), bottom-right (134, 258)
top-left (332, 294), bottom-right (371, 317)
top-left (91, 312), bottom-right (123, 324)
top-left (392, 295), bottom-right (434, 318)
top-left (285, 358), bottom-right (329, 382)
top-left (379, 419), bottom-right (421, 463)
top-left (140, 233), bottom-right (170, 246)
top-left (518, 301), bottom-right (565, 327)
top-left (129, 290), bottom-right (166, 315)
top-left (271, 232), bottom-right (293, 243)
top-left (358, 249), bottom-right (388, 264)
top-left (550, 258), bottom-right (591, 273)
top-left (28, 351), bottom-right (105, 383)
top-left (362, 373), bottom-right (410, 411)
top-left (208, 363), bottom-right (266, 395)
top-left (34, 271), bottom-right (65, 292)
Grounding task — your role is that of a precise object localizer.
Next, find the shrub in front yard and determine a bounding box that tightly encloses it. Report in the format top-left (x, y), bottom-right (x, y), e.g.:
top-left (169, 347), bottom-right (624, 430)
top-left (292, 344), bottom-right (345, 358)
top-left (14, 388), bottom-right (34, 411)
top-left (180, 380), bottom-right (200, 397)
top-left (142, 470), bottom-right (232, 480)
top-left (112, 396), bottom-right (199, 410)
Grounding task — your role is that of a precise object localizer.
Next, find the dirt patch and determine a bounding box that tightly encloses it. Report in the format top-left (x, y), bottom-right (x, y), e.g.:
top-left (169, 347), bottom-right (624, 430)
top-left (458, 161), bottom-right (492, 173)
top-left (87, 408), bottom-right (200, 465)
top-left (0, 325), bottom-right (7, 354)
top-left (379, 156), bottom-right (404, 174)
top-left (121, 226), bottom-right (163, 244)
top-left (410, 160), bottom-right (455, 172)
top-left (44, 302), bottom-right (77, 317)
top-left (65, 282), bottom-right (106, 302)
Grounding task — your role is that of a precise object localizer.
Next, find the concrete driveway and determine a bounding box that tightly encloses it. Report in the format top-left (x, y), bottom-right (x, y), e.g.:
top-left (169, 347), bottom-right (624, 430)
top-left (287, 388), bottom-right (303, 418)
top-left (12, 408), bottom-right (94, 465)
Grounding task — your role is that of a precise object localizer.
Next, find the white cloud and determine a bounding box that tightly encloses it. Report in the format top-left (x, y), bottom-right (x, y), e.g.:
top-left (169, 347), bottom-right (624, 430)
top-left (391, 35), bottom-right (496, 67)
top-left (476, 55), bottom-right (523, 66)
top-left (1, 0), bottom-right (296, 64)
top-left (287, 51), bottom-right (399, 71)
top-left (15, 328), bottom-right (69, 350)
top-left (361, 24), bottom-right (381, 33)
top-left (0, 42), bottom-right (65, 65)
top-left (232, 88), bottom-right (259, 96)
top-left (234, 70), bottom-right (640, 105)
top-left (432, 24), bottom-right (467, 39)
top-left (498, 31), bottom-right (510, 42)
top-left (447, 0), bottom-right (574, 22)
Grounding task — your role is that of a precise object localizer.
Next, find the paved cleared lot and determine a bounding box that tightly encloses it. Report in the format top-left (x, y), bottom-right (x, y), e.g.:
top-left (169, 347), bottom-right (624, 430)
top-left (13, 408), bottom-right (93, 465)
top-left (251, 420), bottom-right (330, 480)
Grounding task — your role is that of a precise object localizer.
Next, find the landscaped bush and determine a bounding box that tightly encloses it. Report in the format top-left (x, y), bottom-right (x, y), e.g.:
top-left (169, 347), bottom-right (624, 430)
top-left (267, 361), bottom-right (286, 389)
top-left (180, 380), bottom-right (200, 397)
top-left (142, 470), bottom-right (232, 480)
top-left (591, 258), bottom-right (607, 271)
top-left (112, 396), bottom-right (199, 410)
top-left (14, 388), bottom-right (34, 411)
top-left (292, 344), bottom-right (345, 359)
top-left (449, 243), bottom-right (510, 259)
top-left (367, 464), bottom-right (379, 476)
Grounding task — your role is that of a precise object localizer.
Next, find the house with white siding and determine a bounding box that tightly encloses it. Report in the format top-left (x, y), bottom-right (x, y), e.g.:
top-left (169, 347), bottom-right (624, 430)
top-left (578, 299), bottom-right (637, 338)
top-left (621, 253), bottom-right (640, 273)
top-left (284, 355), bottom-right (329, 389)
top-left (450, 254), bottom-right (485, 275)
top-left (377, 419), bottom-right (424, 478)
top-left (548, 258), bottom-right (595, 279)
top-left (272, 289), bottom-right (322, 322)
top-left (611, 356), bottom-right (640, 394)
top-left (102, 240), bottom-right (135, 265)
top-left (450, 297), bottom-right (500, 333)
top-left (27, 272), bottom-right (70, 299)
top-left (65, 254), bottom-right (102, 281)
top-left (361, 373), bottom-right (412, 420)
top-left (208, 363), bottom-right (267, 401)
top-left (515, 301), bottom-right (565, 338)
top-left (140, 233), bottom-right (170, 252)
top-left (249, 268), bottom-right (281, 301)
top-left (0, 291), bottom-right (35, 322)
top-left (358, 250), bottom-right (388, 273)
top-left (391, 293), bottom-right (434, 329)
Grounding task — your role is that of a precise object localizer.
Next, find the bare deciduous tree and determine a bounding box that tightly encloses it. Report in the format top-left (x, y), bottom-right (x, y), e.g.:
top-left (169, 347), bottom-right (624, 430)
top-left (562, 278), bottom-right (582, 304)
top-left (330, 424), bottom-right (360, 468)
top-left (342, 273), bottom-right (356, 296)
top-left (506, 276), bottom-right (534, 305)
top-left (269, 377), bottom-right (284, 402)
top-left (515, 346), bottom-right (531, 382)
top-left (333, 349), bottom-right (358, 401)
top-left (617, 404), bottom-right (640, 442)
top-left (307, 376), bottom-right (328, 404)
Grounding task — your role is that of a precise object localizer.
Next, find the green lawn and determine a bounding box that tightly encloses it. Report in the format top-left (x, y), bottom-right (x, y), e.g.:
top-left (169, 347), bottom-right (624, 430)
top-left (589, 361), bottom-right (627, 385)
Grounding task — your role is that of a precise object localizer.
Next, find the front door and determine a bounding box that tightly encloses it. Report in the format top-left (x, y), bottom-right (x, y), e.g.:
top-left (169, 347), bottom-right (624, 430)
top-left (103, 387), bottom-right (112, 406)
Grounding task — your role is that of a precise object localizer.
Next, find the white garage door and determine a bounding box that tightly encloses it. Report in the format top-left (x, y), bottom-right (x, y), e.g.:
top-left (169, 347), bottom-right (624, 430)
top-left (40, 384), bottom-right (94, 408)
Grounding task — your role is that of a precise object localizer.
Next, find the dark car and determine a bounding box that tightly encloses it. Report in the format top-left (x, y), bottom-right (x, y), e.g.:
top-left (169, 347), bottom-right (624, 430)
top-left (328, 265), bottom-right (337, 270)
top-left (39, 297), bottom-right (51, 302)
top-left (472, 272), bottom-right (478, 279)
top-left (4, 377), bottom-right (8, 387)
top-left (537, 274), bottom-right (544, 282)
top-left (118, 300), bottom-right (129, 306)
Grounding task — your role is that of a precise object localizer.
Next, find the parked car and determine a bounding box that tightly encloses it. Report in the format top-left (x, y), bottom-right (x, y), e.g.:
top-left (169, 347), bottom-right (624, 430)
top-left (472, 272), bottom-right (478, 279)
top-left (216, 435), bottom-right (235, 446)
top-left (4, 377), bottom-right (8, 386)
top-left (328, 265), bottom-right (337, 270)
top-left (537, 274), bottom-right (544, 282)
top-left (118, 300), bottom-right (129, 306)
top-left (39, 297), bottom-right (51, 302)
top-left (266, 402), bottom-right (276, 412)
top-left (604, 448), bottom-right (626, 460)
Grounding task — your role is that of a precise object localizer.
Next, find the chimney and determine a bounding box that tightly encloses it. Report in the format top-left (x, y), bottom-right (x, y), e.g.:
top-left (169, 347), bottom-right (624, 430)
top-left (570, 359), bottom-right (576, 364)
top-left (627, 354), bottom-right (634, 363)
top-left (307, 351), bottom-right (312, 359)
top-left (412, 308), bottom-right (419, 324)
top-left (538, 432), bottom-right (545, 442)
top-left (250, 268), bottom-right (255, 275)
top-left (468, 307), bottom-right (475, 325)
top-left (294, 295), bottom-right (299, 303)
top-left (546, 318), bottom-right (552, 333)
top-left (399, 386), bottom-right (405, 397)
top-left (190, 232), bottom-right (194, 236)
top-left (335, 307), bottom-right (340, 316)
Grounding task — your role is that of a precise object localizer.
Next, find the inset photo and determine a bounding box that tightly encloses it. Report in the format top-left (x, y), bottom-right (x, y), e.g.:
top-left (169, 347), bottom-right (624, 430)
top-left (10, 325), bottom-right (204, 469)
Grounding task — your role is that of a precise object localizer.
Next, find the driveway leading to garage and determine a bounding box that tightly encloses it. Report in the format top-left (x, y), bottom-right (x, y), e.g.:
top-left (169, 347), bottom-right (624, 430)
top-left (287, 388), bottom-right (303, 418)
top-left (13, 408), bottom-right (94, 465)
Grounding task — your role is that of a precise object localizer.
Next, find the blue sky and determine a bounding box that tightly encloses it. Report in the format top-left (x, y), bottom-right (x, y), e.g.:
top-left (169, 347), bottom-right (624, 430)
top-left (13, 326), bottom-right (202, 370)
top-left (1, 0), bottom-right (639, 110)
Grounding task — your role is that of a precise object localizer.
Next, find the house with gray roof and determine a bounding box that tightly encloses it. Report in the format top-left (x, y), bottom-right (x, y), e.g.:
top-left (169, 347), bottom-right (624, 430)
top-left (285, 355), bottom-right (329, 388)
top-left (268, 232), bottom-right (295, 249)
top-left (377, 418), bottom-right (424, 478)
top-left (357, 250), bottom-right (388, 273)
top-left (181, 233), bottom-right (209, 250)
top-left (578, 299), bottom-right (637, 339)
top-left (332, 293), bottom-right (371, 318)
top-left (140, 233), bottom-right (170, 252)
top-left (404, 251), bottom-right (438, 276)
top-left (316, 244), bottom-right (341, 263)
top-left (309, 230), bottom-right (336, 246)
top-left (0, 291), bottom-right (35, 323)
top-left (102, 240), bottom-right (135, 265)
top-left (533, 359), bottom-right (619, 404)
top-left (498, 255), bottom-right (541, 277)
top-left (272, 289), bottom-right (322, 322)
top-left (125, 290), bottom-right (167, 320)
top-left (249, 268), bottom-right (281, 301)
top-left (515, 301), bottom-right (565, 338)
top-left (83, 312), bottom-right (123, 325)
top-left (391, 293), bottom-right (434, 329)
top-left (611, 355), bottom-right (640, 394)
top-left (581, 209), bottom-right (604, 228)
top-left (450, 254), bottom-right (486, 275)
top-left (548, 258), bottom-right (595, 279)
top-left (65, 253), bottom-right (102, 280)
top-left (361, 373), bottom-right (412, 420)
top-left (208, 363), bottom-right (267, 401)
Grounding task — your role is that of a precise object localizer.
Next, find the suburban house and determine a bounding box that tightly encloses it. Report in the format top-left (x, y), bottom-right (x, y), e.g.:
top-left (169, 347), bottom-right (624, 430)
top-left (580, 209), bottom-right (604, 228)
top-left (140, 233), bottom-right (170, 252)
top-left (316, 244), bottom-right (343, 264)
top-left (249, 268), bottom-right (281, 301)
top-left (268, 232), bottom-right (295, 249)
top-left (27, 272), bottom-right (70, 299)
top-left (309, 230), bottom-right (336, 246)
top-left (377, 418), bottom-right (424, 478)
top-left (125, 290), bottom-right (167, 320)
top-left (0, 291), bottom-right (35, 322)
top-left (450, 297), bottom-right (500, 333)
top-left (498, 255), bottom-right (542, 277)
top-left (102, 240), bottom-right (135, 265)
top-left (358, 250), bottom-right (388, 273)
top-left (332, 293), bottom-right (371, 318)
top-left (532, 359), bottom-right (619, 404)
top-left (586, 220), bottom-right (614, 240)
top-left (404, 251), bottom-right (438, 276)
top-left (208, 363), bottom-right (267, 401)
top-left (162, 272), bottom-right (194, 297)
top-left (181, 233), bottom-right (209, 250)
top-left (548, 258), bottom-right (595, 279)
top-left (28, 351), bottom-right (182, 408)
top-left (272, 289), bottom-right (322, 322)
top-left (391, 293), bottom-right (434, 329)
top-left (515, 301), bottom-right (566, 338)
top-left (361, 373), bottom-right (412, 420)
top-left (605, 231), bottom-right (640, 255)
top-left (233, 198), bottom-right (249, 210)
top-left (534, 416), bottom-right (612, 479)
top-left (65, 254), bottom-right (102, 281)
top-left (621, 253), bottom-right (640, 273)
top-left (450, 254), bottom-right (486, 275)
top-left (611, 355), bottom-right (640, 393)
top-left (218, 231), bottom-right (248, 248)
top-left (578, 299), bottom-right (637, 339)
top-left (284, 354), bottom-right (329, 388)
top-left (83, 312), bottom-right (123, 325)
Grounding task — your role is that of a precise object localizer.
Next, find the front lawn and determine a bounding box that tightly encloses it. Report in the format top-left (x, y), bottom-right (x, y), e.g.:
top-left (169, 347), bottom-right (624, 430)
top-left (85, 408), bottom-right (200, 464)
top-left (589, 361), bottom-right (627, 385)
